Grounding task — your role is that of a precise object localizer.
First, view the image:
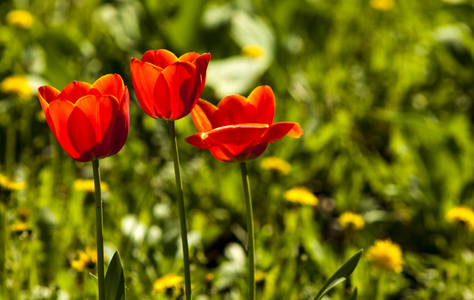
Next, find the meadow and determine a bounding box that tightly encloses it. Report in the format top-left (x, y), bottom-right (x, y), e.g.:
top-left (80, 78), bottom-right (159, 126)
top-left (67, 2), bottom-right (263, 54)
top-left (1, 0), bottom-right (474, 299)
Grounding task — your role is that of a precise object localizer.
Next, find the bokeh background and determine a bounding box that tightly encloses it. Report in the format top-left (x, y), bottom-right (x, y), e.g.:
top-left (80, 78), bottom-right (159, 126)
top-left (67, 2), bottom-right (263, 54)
top-left (1, 0), bottom-right (474, 299)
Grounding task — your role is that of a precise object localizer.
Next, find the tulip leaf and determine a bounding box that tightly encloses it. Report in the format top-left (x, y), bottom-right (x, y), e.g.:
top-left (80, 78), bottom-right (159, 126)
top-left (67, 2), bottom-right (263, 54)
top-left (313, 250), bottom-right (363, 300)
top-left (105, 251), bottom-right (125, 300)
top-left (89, 273), bottom-right (98, 285)
top-left (349, 287), bottom-right (358, 300)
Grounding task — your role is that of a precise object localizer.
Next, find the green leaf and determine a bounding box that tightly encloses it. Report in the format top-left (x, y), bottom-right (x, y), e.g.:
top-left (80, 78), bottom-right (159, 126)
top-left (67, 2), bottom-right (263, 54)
top-left (314, 250), bottom-right (363, 300)
top-left (349, 287), bottom-right (358, 300)
top-left (105, 251), bottom-right (125, 300)
top-left (89, 273), bottom-right (98, 285)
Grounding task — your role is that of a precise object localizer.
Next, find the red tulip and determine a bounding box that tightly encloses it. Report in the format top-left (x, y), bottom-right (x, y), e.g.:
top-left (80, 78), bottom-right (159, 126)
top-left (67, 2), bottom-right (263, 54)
top-left (186, 86), bottom-right (303, 162)
top-left (130, 49), bottom-right (211, 120)
top-left (38, 74), bottom-right (130, 162)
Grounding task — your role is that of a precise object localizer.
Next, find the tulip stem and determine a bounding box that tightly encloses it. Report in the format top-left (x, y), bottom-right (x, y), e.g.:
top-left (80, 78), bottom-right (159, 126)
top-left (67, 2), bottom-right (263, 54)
top-left (92, 159), bottom-right (105, 300)
top-left (168, 120), bottom-right (192, 299)
top-left (240, 162), bottom-right (255, 300)
top-left (0, 203), bottom-right (6, 298)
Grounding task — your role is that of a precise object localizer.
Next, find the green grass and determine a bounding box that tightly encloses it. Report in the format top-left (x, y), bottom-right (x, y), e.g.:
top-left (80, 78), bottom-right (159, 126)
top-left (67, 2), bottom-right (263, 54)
top-left (2, 0), bottom-right (474, 299)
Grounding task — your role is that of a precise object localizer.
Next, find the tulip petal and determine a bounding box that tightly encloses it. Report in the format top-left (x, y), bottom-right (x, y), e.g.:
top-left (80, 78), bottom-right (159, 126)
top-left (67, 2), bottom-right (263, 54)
top-left (57, 81), bottom-right (92, 103)
top-left (74, 95), bottom-right (120, 158)
top-left (185, 133), bottom-right (210, 149)
top-left (204, 124), bottom-right (268, 147)
top-left (286, 122), bottom-right (304, 138)
top-left (67, 104), bottom-right (97, 161)
top-left (213, 95), bottom-right (257, 127)
top-left (241, 142), bottom-right (268, 161)
top-left (38, 85), bottom-right (60, 106)
top-left (179, 52), bottom-right (200, 63)
top-left (191, 99), bottom-right (217, 132)
top-left (108, 87), bottom-right (130, 157)
top-left (246, 85), bottom-right (275, 125)
top-left (92, 74), bottom-right (125, 100)
top-left (46, 100), bottom-right (81, 159)
top-left (262, 122), bottom-right (303, 143)
top-left (209, 146), bottom-right (237, 162)
top-left (193, 53), bottom-right (211, 94)
top-left (155, 61), bottom-right (199, 120)
top-left (142, 49), bottom-right (178, 69)
top-left (208, 140), bottom-right (268, 163)
top-left (180, 53), bottom-right (210, 96)
top-left (120, 86), bottom-right (130, 128)
top-left (185, 125), bottom-right (270, 162)
top-left (130, 58), bottom-right (166, 118)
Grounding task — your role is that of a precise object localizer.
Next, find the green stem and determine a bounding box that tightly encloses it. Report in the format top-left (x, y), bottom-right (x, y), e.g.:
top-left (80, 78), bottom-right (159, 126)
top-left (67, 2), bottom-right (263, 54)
top-left (168, 120), bottom-right (191, 299)
top-left (92, 159), bottom-right (105, 300)
top-left (240, 162), bottom-right (255, 300)
top-left (375, 272), bottom-right (385, 300)
top-left (0, 204), bottom-right (6, 298)
top-left (6, 120), bottom-right (16, 178)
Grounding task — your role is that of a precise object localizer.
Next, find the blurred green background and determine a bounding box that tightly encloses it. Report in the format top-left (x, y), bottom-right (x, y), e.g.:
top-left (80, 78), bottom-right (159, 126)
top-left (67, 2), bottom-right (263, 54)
top-left (2, 0), bottom-right (474, 299)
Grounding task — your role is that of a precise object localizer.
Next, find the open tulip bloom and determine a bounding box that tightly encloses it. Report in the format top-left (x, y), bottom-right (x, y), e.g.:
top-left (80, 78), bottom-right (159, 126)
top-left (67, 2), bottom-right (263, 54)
top-left (130, 49), bottom-right (210, 120)
top-left (38, 74), bottom-right (129, 300)
top-left (186, 85), bottom-right (302, 299)
top-left (186, 85), bottom-right (303, 162)
top-left (38, 74), bottom-right (129, 162)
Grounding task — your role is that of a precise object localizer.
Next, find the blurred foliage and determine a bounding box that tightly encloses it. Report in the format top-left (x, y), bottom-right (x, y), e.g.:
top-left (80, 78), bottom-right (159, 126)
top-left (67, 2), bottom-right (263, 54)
top-left (1, 0), bottom-right (474, 299)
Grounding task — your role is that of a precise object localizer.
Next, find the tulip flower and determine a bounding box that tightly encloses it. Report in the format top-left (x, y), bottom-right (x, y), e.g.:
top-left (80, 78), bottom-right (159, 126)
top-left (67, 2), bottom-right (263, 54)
top-left (186, 85), bottom-right (302, 299)
top-left (130, 49), bottom-right (210, 120)
top-left (186, 85), bottom-right (303, 162)
top-left (130, 49), bottom-right (210, 300)
top-left (38, 74), bottom-right (129, 300)
top-left (38, 74), bottom-right (129, 162)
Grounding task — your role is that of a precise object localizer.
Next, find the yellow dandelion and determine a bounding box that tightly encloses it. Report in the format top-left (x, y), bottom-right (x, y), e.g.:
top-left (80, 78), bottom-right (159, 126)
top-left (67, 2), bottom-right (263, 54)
top-left (242, 44), bottom-right (266, 58)
top-left (339, 212), bottom-right (365, 231)
top-left (284, 186), bottom-right (318, 206)
top-left (0, 75), bottom-right (32, 99)
top-left (0, 174), bottom-right (9, 188)
top-left (0, 174), bottom-right (26, 191)
top-left (152, 274), bottom-right (183, 295)
top-left (260, 156), bottom-right (292, 175)
top-left (370, 0), bottom-right (394, 11)
top-left (70, 247), bottom-right (97, 272)
top-left (255, 270), bottom-right (265, 283)
top-left (6, 10), bottom-right (34, 29)
top-left (10, 221), bottom-right (30, 232)
top-left (74, 179), bottom-right (109, 193)
top-left (446, 206), bottom-right (474, 231)
top-left (367, 239), bottom-right (404, 273)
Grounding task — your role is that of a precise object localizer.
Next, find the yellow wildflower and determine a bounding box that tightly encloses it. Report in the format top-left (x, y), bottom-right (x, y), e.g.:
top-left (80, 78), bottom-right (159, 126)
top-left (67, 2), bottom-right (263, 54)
top-left (6, 10), bottom-right (34, 29)
top-left (74, 179), bottom-right (109, 193)
top-left (260, 156), bottom-right (292, 175)
top-left (70, 247), bottom-right (97, 272)
top-left (242, 44), bottom-right (266, 58)
top-left (152, 274), bottom-right (183, 295)
top-left (367, 239), bottom-right (404, 273)
top-left (339, 212), bottom-right (365, 231)
top-left (10, 221), bottom-right (30, 232)
top-left (0, 174), bottom-right (26, 191)
top-left (284, 186), bottom-right (318, 206)
top-left (255, 270), bottom-right (265, 283)
top-left (0, 75), bottom-right (32, 99)
top-left (370, 0), bottom-right (394, 11)
top-left (446, 206), bottom-right (474, 231)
